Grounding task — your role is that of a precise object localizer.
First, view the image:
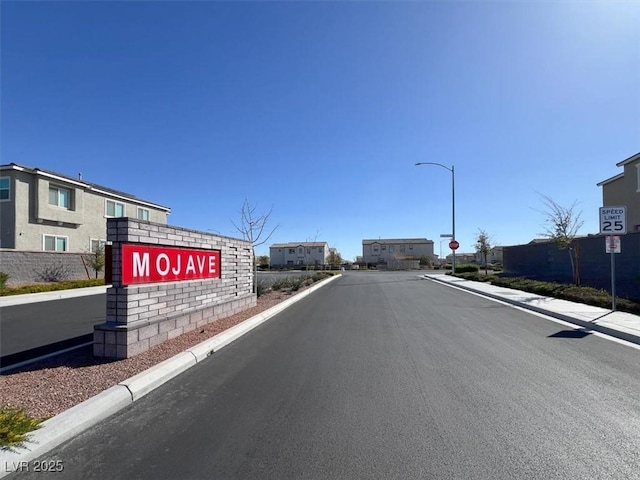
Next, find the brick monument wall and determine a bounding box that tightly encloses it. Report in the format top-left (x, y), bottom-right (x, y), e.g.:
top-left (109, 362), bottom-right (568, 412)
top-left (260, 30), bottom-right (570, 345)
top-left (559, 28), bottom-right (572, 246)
top-left (93, 218), bottom-right (256, 358)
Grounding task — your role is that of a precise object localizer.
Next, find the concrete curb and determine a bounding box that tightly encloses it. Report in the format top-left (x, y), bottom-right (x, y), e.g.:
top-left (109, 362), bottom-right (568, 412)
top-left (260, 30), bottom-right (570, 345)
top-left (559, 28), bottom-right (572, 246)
top-left (426, 275), bottom-right (640, 346)
top-left (0, 385), bottom-right (132, 475)
top-left (0, 274), bottom-right (341, 476)
top-left (119, 352), bottom-right (198, 402)
top-left (0, 286), bottom-right (110, 307)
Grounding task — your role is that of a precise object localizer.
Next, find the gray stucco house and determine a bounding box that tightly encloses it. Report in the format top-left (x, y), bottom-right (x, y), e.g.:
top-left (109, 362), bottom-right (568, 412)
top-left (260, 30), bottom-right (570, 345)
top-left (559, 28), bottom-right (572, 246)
top-left (0, 163), bottom-right (171, 253)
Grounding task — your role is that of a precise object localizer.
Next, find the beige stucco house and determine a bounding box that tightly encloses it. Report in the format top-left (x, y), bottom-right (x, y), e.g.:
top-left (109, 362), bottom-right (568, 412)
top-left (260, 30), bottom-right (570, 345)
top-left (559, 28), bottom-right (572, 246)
top-left (269, 241), bottom-right (330, 268)
top-left (597, 152), bottom-right (640, 233)
top-left (362, 238), bottom-right (435, 265)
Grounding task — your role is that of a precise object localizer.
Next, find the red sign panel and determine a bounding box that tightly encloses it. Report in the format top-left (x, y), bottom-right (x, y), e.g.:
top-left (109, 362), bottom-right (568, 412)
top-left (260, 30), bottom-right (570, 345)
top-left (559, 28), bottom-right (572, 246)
top-left (121, 244), bottom-right (221, 285)
top-left (449, 240), bottom-right (460, 251)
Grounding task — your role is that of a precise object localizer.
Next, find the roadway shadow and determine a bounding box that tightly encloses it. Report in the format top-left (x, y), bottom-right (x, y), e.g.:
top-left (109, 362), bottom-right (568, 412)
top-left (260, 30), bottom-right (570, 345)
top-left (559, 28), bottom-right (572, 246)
top-left (548, 329), bottom-right (592, 339)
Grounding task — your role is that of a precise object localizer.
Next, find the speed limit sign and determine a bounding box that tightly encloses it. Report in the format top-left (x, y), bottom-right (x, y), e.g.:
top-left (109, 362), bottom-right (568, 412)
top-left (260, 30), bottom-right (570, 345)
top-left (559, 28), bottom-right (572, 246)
top-left (599, 206), bottom-right (626, 235)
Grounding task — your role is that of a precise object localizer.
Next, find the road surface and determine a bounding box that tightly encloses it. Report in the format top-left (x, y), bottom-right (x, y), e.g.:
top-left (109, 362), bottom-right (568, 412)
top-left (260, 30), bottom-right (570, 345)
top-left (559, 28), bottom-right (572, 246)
top-left (8, 271), bottom-right (640, 479)
top-left (0, 295), bottom-right (105, 358)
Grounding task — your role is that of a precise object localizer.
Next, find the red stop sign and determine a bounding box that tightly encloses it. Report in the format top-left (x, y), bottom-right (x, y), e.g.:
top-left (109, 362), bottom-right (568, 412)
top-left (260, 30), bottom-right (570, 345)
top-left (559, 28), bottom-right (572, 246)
top-left (449, 240), bottom-right (460, 250)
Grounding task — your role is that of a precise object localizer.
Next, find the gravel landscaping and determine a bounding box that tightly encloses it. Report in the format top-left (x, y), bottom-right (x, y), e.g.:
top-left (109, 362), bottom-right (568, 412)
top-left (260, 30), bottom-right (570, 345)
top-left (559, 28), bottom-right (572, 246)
top-left (0, 289), bottom-right (301, 420)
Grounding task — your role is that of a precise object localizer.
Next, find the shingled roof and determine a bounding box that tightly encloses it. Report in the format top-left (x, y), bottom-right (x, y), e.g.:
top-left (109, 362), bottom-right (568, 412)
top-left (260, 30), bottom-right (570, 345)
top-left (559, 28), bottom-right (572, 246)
top-left (0, 163), bottom-right (171, 212)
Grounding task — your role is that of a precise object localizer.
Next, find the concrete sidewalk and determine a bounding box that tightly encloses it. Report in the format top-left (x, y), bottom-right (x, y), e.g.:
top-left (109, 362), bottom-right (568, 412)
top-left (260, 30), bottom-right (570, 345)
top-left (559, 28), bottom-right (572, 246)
top-left (425, 273), bottom-right (640, 346)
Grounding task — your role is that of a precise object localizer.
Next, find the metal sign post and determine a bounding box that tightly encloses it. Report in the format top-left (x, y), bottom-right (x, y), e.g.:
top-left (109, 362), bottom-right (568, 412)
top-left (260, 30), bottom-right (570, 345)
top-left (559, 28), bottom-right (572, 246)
top-left (600, 207), bottom-right (626, 312)
top-left (605, 235), bottom-right (621, 311)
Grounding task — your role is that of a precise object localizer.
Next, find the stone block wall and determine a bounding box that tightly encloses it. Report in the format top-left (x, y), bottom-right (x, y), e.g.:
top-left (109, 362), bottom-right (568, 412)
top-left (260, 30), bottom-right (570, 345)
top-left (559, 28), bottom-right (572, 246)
top-left (503, 232), bottom-right (640, 300)
top-left (0, 250), bottom-right (102, 285)
top-left (93, 218), bottom-right (256, 358)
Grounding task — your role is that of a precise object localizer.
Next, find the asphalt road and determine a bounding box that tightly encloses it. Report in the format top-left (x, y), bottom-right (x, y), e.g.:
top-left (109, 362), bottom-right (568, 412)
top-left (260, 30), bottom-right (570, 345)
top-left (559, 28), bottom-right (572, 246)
top-left (9, 271), bottom-right (640, 479)
top-left (0, 272), bottom-right (308, 362)
top-left (0, 295), bottom-right (105, 357)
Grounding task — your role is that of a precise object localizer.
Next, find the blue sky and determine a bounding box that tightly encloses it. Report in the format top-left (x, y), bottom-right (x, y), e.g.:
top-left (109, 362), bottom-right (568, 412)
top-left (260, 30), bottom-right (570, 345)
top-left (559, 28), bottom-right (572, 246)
top-left (2, 1), bottom-right (639, 260)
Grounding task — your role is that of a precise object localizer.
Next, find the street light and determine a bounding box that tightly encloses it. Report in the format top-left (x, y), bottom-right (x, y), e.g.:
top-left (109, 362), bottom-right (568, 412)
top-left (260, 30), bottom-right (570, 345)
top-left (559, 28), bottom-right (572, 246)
top-left (415, 162), bottom-right (456, 273)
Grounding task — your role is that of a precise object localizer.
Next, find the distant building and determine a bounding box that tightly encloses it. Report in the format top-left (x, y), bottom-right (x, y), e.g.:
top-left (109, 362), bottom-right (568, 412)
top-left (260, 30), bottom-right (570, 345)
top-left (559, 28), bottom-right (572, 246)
top-left (269, 242), bottom-right (330, 268)
top-left (0, 163), bottom-right (171, 253)
top-left (445, 252), bottom-right (476, 264)
top-left (474, 246), bottom-right (503, 265)
top-left (597, 151), bottom-right (640, 232)
top-left (362, 238), bottom-right (435, 266)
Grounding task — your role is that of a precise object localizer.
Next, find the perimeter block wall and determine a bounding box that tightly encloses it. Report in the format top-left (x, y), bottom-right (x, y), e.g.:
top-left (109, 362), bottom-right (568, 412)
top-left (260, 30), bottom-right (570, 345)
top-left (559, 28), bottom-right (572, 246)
top-left (93, 218), bottom-right (256, 358)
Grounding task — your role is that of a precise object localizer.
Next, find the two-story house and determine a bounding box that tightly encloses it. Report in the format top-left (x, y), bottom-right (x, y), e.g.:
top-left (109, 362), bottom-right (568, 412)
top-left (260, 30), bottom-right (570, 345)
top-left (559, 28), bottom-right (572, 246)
top-left (362, 238), bottom-right (435, 265)
top-left (0, 163), bottom-right (171, 253)
top-left (597, 151), bottom-right (640, 232)
top-left (269, 242), bottom-right (330, 268)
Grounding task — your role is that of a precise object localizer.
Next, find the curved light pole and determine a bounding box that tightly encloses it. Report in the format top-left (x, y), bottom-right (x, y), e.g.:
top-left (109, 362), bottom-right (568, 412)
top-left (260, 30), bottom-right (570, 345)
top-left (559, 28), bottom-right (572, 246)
top-left (415, 162), bottom-right (456, 273)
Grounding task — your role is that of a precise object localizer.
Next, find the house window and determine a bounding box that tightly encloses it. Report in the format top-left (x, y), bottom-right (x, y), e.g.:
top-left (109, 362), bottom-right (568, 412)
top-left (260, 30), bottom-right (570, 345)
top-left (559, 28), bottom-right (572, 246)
top-left (288, 248), bottom-right (295, 254)
top-left (48, 185), bottom-right (71, 209)
top-left (137, 207), bottom-right (150, 221)
top-left (43, 235), bottom-right (68, 252)
top-left (381, 246), bottom-right (386, 251)
top-left (0, 177), bottom-right (10, 201)
top-left (105, 199), bottom-right (125, 217)
top-left (298, 247), bottom-right (303, 254)
top-left (389, 246), bottom-right (395, 253)
top-left (90, 239), bottom-right (106, 253)
top-left (306, 248), bottom-right (311, 254)
top-left (400, 245), bottom-right (406, 252)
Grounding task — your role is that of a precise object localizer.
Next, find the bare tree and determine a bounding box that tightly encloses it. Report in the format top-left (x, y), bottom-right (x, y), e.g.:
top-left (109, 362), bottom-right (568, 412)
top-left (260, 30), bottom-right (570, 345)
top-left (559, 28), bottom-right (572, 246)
top-left (231, 199), bottom-right (279, 293)
top-left (475, 229), bottom-right (492, 274)
top-left (537, 194), bottom-right (584, 285)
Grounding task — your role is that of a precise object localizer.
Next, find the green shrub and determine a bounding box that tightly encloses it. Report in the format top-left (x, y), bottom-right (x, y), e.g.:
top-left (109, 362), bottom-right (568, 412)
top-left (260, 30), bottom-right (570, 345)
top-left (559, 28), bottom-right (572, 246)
top-left (486, 277), bottom-right (640, 315)
top-left (0, 272), bottom-right (8, 290)
top-left (311, 272), bottom-right (332, 282)
top-left (0, 278), bottom-right (105, 297)
top-left (454, 272), bottom-right (497, 283)
top-left (0, 407), bottom-right (44, 449)
top-left (455, 264), bottom-right (479, 273)
top-left (271, 279), bottom-right (287, 291)
top-left (288, 276), bottom-right (305, 291)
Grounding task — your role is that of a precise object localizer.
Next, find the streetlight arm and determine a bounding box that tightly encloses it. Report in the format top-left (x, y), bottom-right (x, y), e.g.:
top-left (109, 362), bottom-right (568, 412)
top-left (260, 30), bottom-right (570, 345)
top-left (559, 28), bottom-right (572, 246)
top-left (415, 162), bottom-right (453, 173)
